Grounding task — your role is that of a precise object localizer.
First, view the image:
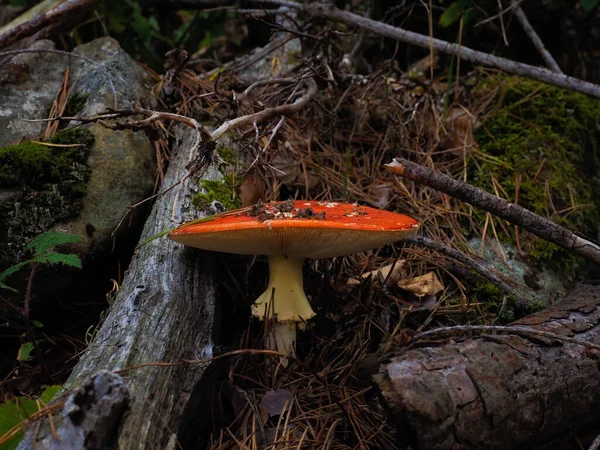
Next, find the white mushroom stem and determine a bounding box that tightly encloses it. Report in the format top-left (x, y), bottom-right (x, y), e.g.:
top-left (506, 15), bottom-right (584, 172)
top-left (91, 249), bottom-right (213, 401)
top-left (252, 255), bottom-right (317, 355)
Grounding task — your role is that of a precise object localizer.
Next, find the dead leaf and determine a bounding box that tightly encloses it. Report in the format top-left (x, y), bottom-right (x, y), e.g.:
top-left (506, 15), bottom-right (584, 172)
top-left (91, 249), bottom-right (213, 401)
top-left (259, 389), bottom-right (293, 423)
top-left (239, 171), bottom-right (266, 206)
top-left (370, 184), bottom-right (394, 209)
top-left (348, 261), bottom-right (406, 287)
top-left (398, 272), bottom-right (444, 297)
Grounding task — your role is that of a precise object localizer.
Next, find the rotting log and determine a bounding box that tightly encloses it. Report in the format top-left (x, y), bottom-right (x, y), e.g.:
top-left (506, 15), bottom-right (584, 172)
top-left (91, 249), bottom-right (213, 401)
top-left (373, 283), bottom-right (600, 450)
top-left (15, 10), bottom-right (303, 448)
top-left (17, 126), bottom-right (223, 450)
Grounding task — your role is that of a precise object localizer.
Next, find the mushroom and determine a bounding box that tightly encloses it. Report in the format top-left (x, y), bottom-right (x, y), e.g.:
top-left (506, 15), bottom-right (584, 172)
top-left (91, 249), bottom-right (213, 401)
top-left (168, 200), bottom-right (419, 355)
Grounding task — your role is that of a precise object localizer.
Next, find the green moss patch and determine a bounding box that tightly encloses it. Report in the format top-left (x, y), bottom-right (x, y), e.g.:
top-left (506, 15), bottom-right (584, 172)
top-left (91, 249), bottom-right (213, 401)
top-left (0, 129), bottom-right (94, 268)
top-left (192, 174), bottom-right (241, 211)
top-left (473, 75), bottom-right (600, 273)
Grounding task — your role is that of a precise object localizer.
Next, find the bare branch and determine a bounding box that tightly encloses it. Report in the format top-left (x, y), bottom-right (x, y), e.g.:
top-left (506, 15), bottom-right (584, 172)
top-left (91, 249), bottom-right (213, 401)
top-left (511, 1), bottom-right (562, 73)
top-left (254, 0), bottom-right (600, 98)
top-left (237, 77), bottom-right (299, 102)
top-left (211, 77), bottom-right (318, 140)
top-left (0, 0), bottom-right (102, 48)
top-left (386, 158), bottom-right (600, 265)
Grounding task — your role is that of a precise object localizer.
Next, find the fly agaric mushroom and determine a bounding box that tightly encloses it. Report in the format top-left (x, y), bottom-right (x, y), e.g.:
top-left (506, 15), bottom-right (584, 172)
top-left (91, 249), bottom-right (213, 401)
top-left (168, 200), bottom-right (419, 355)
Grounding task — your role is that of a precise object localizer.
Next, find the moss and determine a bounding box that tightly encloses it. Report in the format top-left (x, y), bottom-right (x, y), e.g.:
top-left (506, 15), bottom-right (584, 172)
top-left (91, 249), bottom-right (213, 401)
top-left (0, 129), bottom-right (94, 269)
top-left (524, 301), bottom-right (545, 314)
top-left (192, 174), bottom-right (241, 211)
top-left (63, 92), bottom-right (89, 118)
top-left (216, 144), bottom-right (237, 166)
top-left (470, 279), bottom-right (516, 323)
top-left (472, 75), bottom-right (600, 275)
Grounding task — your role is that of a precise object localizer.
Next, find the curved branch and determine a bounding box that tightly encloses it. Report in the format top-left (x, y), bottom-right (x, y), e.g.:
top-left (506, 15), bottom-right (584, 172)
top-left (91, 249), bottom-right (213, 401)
top-left (210, 77), bottom-right (318, 140)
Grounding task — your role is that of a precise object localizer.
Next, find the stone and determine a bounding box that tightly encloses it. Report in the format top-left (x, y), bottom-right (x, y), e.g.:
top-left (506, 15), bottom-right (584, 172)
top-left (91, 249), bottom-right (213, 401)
top-left (0, 37), bottom-right (156, 263)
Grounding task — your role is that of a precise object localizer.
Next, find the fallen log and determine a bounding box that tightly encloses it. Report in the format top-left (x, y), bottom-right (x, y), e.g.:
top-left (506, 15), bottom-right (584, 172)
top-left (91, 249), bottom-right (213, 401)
top-left (374, 283), bottom-right (600, 450)
top-left (17, 126), bottom-right (222, 450)
top-left (16, 10), bottom-right (302, 448)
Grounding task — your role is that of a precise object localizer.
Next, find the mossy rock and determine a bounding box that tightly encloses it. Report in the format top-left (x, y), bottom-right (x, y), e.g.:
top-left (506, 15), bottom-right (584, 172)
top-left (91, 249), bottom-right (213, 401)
top-left (0, 129), bottom-right (94, 269)
top-left (473, 75), bottom-right (600, 275)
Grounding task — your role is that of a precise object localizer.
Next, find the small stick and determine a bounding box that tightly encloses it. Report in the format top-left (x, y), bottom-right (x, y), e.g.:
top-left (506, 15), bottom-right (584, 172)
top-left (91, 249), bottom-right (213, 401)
top-left (211, 78), bottom-right (317, 141)
top-left (254, 0), bottom-right (600, 98)
top-left (511, 0), bottom-right (562, 73)
top-left (386, 158), bottom-right (600, 265)
top-left (406, 235), bottom-right (527, 307)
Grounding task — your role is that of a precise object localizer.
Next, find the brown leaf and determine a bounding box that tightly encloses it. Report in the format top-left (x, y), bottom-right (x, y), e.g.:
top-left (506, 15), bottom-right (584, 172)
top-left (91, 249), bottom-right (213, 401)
top-left (370, 184), bottom-right (394, 209)
top-left (239, 171), bottom-right (266, 206)
top-left (398, 272), bottom-right (444, 297)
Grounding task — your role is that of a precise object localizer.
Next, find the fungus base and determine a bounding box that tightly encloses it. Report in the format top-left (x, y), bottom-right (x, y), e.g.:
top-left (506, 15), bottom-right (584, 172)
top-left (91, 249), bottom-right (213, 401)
top-left (252, 255), bottom-right (316, 355)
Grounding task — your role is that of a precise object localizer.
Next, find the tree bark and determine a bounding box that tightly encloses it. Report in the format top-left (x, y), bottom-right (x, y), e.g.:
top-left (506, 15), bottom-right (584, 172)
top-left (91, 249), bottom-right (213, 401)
top-left (374, 283), bottom-right (600, 450)
top-left (18, 126), bottom-right (223, 450)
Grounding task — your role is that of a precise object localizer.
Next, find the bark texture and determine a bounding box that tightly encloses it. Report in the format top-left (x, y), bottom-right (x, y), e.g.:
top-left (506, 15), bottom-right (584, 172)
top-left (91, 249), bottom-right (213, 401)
top-left (18, 126), bottom-right (222, 450)
top-left (374, 283), bottom-right (600, 450)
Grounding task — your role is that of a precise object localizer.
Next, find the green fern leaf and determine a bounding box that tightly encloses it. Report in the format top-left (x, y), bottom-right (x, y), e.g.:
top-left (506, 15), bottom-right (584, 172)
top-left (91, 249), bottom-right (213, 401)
top-left (25, 231), bottom-right (82, 256)
top-left (32, 253), bottom-right (82, 270)
top-left (0, 261), bottom-right (29, 284)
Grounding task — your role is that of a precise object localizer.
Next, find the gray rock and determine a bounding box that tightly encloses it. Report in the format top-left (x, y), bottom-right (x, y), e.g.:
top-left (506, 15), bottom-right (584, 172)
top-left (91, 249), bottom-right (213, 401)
top-left (0, 37), bottom-right (156, 262)
top-left (0, 40), bottom-right (67, 145)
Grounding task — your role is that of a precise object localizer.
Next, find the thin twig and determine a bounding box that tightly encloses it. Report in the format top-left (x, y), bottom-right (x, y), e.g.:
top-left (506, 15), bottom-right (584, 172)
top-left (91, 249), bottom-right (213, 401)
top-left (386, 158), bottom-right (600, 265)
top-left (247, 116), bottom-right (285, 172)
top-left (254, 0), bottom-right (600, 98)
top-left (406, 235), bottom-right (527, 306)
top-left (211, 77), bottom-right (317, 140)
top-left (511, 1), bottom-right (562, 73)
top-left (474, 0), bottom-right (523, 27)
top-left (236, 77), bottom-right (299, 102)
top-left (589, 432), bottom-right (600, 450)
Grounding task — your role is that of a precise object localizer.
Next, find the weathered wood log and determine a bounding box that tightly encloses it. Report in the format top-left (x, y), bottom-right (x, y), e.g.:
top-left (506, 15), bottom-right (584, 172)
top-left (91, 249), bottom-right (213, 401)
top-left (374, 283), bottom-right (600, 450)
top-left (17, 126), bottom-right (223, 450)
top-left (16, 11), bottom-right (302, 448)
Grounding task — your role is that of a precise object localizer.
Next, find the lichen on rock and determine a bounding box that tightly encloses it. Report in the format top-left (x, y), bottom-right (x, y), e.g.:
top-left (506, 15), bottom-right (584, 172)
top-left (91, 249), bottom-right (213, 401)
top-left (0, 129), bottom-right (94, 269)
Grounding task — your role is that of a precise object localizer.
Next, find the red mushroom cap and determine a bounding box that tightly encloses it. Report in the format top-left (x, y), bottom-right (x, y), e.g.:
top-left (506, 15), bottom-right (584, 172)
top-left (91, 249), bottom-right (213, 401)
top-left (168, 200), bottom-right (419, 259)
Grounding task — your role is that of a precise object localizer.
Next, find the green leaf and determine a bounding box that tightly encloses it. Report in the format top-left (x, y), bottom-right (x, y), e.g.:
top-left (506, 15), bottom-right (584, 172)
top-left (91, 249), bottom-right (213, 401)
top-left (17, 342), bottom-right (34, 361)
top-left (0, 261), bottom-right (30, 283)
top-left (30, 320), bottom-right (44, 328)
top-left (32, 253), bottom-right (82, 270)
top-left (25, 231), bottom-right (82, 256)
top-left (440, 0), bottom-right (468, 27)
top-left (0, 280), bottom-right (18, 292)
top-left (581, 0), bottom-right (600, 10)
top-left (0, 385), bottom-right (61, 450)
